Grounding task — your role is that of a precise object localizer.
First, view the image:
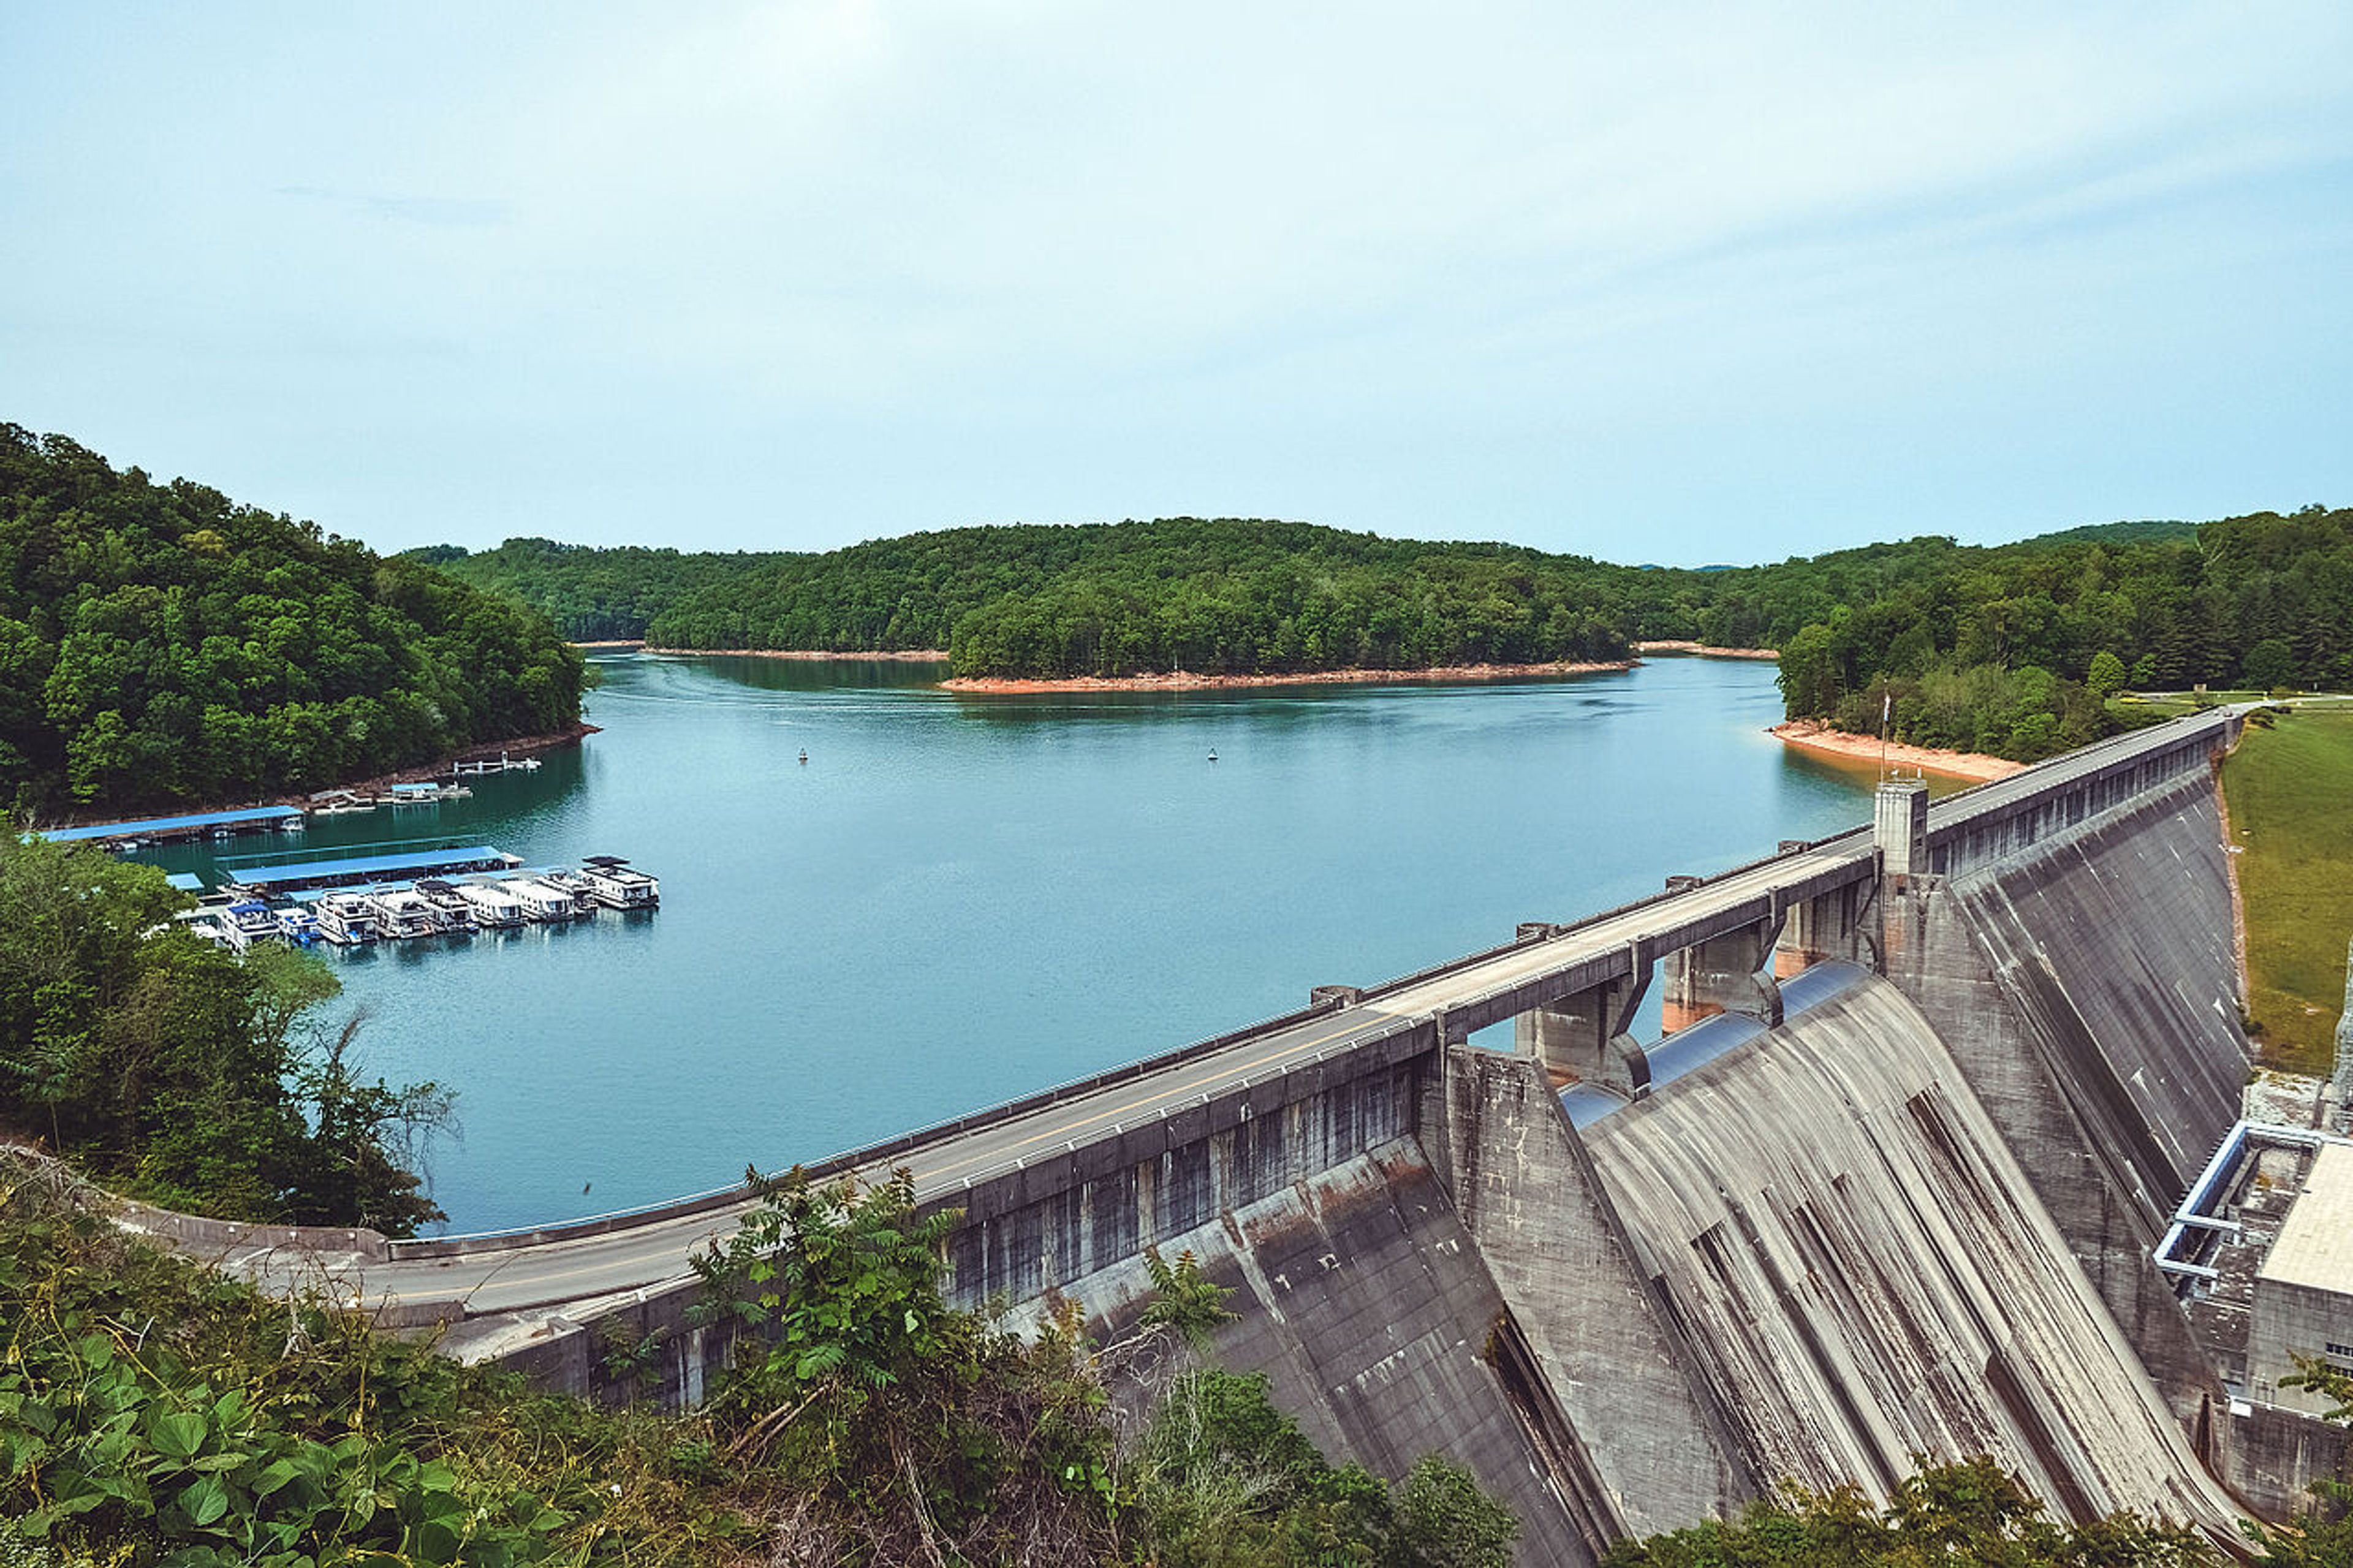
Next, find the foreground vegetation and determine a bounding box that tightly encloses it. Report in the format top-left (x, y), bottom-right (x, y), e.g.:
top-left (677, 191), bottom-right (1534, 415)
top-left (13, 1145), bottom-right (2346, 1567)
top-left (0, 1154), bottom-right (1518, 1566)
top-left (423, 504), bottom-right (2351, 762)
top-left (2220, 707), bottom-right (2353, 1075)
top-left (0, 831), bottom-right (444, 1233)
top-left (0, 427), bottom-right (584, 818)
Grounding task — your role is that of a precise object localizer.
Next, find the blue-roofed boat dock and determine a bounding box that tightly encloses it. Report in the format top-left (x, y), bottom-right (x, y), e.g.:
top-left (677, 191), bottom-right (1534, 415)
top-left (37, 804), bottom-right (306, 847)
top-left (227, 846), bottom-right (524, 895)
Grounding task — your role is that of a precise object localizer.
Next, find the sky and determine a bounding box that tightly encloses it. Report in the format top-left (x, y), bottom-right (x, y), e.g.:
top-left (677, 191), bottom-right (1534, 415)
top-left (2, 3), bottom-right (2347, 566)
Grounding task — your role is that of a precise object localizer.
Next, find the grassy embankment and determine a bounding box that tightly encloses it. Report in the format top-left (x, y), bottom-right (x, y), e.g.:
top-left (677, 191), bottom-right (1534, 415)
top-left (2219, 706), bottom-right (2353, 1075)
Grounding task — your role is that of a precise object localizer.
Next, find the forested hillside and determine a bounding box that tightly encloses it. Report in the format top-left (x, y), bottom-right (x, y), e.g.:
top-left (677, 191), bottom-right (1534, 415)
top-left (428, 505), bottom-right (2347, 763)
top-left (1646, 506), bottom-right (2352, 759)
top-left (413, 537), bottom-right (797, 641)
top-left (645, 518), bottom-right (1636, 675)
top-left (0, 427), bottom-right (585, 816)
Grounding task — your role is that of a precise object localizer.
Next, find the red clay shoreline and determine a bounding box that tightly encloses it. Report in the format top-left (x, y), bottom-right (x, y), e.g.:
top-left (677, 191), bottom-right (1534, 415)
top-left (938, 659), bottom-right (1637, 694)
top-left (640, 646), bottom-right (949, 661)
top-left (1634, 639), bottom-right (1779, 661)
top-left (1767, 719), bottom-right (2021, 782)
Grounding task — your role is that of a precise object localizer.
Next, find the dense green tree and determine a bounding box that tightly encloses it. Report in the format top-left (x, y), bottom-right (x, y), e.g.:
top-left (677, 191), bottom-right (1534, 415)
top-left (1600, 1458), bottom-right (2211, 1566)
top-left (425, 504), bottom-right (2351, 762)
top-left (2088, 649), bottom-right (2129, 697)
top-left (0, 426), bottom-right (585, 817)
top-left (412, 537), bottom-right (797, 642)
top-left (0, 831), bottom-right (444, 1232)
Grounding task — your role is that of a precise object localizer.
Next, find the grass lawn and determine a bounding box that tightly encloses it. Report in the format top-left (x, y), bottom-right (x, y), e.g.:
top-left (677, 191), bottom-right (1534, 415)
top-left (2221, 708), bottom-right (2353, 1075)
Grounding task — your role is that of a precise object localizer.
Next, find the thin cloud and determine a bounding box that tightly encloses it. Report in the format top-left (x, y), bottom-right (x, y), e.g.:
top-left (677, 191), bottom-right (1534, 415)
top-left (274, 185), bottom-right (512, 228)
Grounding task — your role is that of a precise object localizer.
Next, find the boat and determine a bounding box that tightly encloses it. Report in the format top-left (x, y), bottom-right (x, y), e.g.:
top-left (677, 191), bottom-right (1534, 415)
top-left (455, 881), bottom-right (529, 929)
top-left (411, 879), bottom-right (477, 933)
top-left (363, 886), bottom-right (441, 939)
top-left (275, 907), bottom-right (321, 946)
top-left (579, 855), bottom-right (660, 910)
top-left (537, 868), bottom-right (601, 917)
top-left (314, 892), bottom-right (381, 945)
top-left (502, 875), bottom-right (588, 923)
top-left (219, 901), bottom-right (282, 953)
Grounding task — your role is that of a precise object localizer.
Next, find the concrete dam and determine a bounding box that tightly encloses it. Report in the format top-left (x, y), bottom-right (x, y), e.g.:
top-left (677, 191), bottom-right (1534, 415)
top-left (172, 708), bottom-right (2353, 1559)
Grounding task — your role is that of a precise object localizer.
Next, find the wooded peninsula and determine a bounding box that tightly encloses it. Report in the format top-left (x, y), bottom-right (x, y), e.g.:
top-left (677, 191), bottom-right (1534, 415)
top-left (425, 503), bottom-right (2350, 763)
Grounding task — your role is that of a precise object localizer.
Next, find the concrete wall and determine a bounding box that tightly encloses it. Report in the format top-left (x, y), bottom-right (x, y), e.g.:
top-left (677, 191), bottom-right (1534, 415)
top-left (1042, 1139), bottom-right (1595, 1567)
top-left (940, 1050), bottom-right (1427, 1309)
top-left (1580, 976), bottom-right (2241, 1537)
top-left (2232, 1400), bottom-right (2352, 1521)
top-left (2249, 1277), bottom-right (2353, 1419)
top-left (1885, 772), bottom-right (2246, 1434)
top-left (1442, 1046), bottom-right (1755, 1540)
top-left (1924, 714), bottom-right (2233, 877)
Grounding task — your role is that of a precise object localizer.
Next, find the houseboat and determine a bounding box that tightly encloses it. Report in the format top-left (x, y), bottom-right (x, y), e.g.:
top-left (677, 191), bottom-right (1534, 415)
top-left (314, 892), bottom-right (381, 945)
top-left (504, 875), bottom-right (588, 923)
top-left (219, 901), bottom-right (285, 953)
top-left (363, 887), bottom-right (441, 940)
top-left (410, 879), bottom-right (477, 933)
top-left (580, 855), bottom-right (661, 909)
top-left (455, 882), bottom-right (528, 929)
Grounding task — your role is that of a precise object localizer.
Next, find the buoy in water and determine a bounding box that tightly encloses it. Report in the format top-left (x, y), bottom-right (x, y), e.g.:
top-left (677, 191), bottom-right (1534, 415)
top-left (798, 749), bottom-right (808, 765)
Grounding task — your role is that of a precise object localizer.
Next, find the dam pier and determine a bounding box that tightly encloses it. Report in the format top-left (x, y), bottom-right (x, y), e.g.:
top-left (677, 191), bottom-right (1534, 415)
top-left (161, 706), bottom-right (2353, 1560)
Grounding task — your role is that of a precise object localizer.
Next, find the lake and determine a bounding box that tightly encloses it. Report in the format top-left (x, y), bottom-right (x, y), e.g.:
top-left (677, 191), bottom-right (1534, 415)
top-left (152, 653), bottom-right (1933, 1233)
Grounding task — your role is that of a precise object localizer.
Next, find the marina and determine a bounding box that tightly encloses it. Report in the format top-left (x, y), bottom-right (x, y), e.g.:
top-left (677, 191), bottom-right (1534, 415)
top-left (180, 857), bottom-right (661, 952)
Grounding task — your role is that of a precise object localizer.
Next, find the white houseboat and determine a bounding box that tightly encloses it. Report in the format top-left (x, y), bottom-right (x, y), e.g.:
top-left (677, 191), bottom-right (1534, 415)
top-left (503, 875), bottom-right (588, 923)
top-left (580, 855), bottom-right (661, 909)
top-left (363, 887), bottom-right (441, 940)
top-left (410, 879), bottom-right (476, 933)
top-left (314, 892), bottom-right (381, 945)
top-left (455, 882), bottom-right (528, 929)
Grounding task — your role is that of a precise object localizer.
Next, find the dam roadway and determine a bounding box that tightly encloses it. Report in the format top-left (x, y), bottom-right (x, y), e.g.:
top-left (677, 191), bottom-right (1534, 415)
top-left (213, 708), bottom-right (2233, 1331)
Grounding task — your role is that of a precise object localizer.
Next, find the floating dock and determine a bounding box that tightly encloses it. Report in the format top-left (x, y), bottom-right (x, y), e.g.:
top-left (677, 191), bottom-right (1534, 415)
top-left (226, 845), bottom-right (523, 896)
top-left (36, 805), bottom-right (306, 847)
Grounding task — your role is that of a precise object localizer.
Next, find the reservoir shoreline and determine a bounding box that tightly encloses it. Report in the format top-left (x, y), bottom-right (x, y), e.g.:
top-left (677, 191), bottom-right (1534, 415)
top-left (939, 659), bottom-right (1635, 694)
top-left (41, 722), bottom-right (599, 831)
top-left (1633, 640), bottom-right (1779, 660)
top-left (1767, 719), bottom-right (2021, 782)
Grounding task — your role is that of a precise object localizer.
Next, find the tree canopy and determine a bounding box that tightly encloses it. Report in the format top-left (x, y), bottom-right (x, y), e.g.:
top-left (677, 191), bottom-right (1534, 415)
top-left (411, 504), bottom-right (2347, 763)
top-left (0, 830), bottom-right (445, 1233)
top-left (0, 427), bottom-right (585, 818)
top-left (412, 537), bottom-right (797, 642)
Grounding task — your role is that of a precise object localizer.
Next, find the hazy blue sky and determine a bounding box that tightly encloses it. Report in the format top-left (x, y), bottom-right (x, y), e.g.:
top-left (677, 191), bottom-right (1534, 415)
top-left (3, 4), bottom-right (2346, 564)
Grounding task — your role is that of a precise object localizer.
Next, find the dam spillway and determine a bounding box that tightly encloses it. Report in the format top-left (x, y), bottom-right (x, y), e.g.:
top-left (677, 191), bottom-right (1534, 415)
top-left (1583, 974), bottom-right (2232, 1531)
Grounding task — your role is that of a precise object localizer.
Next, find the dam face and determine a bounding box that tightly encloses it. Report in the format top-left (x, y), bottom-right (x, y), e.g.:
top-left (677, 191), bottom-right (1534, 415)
top-left (1010, 756), bottom-right (2268, 1559)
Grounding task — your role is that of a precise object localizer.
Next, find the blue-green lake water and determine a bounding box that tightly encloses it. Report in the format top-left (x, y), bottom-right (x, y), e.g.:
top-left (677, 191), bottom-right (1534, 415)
top-left (154, 654), bottom-right (1925, 1233)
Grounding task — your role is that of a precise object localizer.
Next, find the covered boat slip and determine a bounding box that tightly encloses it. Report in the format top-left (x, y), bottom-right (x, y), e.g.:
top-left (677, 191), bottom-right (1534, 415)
top-left (37, 804), bottom-right (306, 844)
top-left (226, 846), bottom-right (522, 894)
